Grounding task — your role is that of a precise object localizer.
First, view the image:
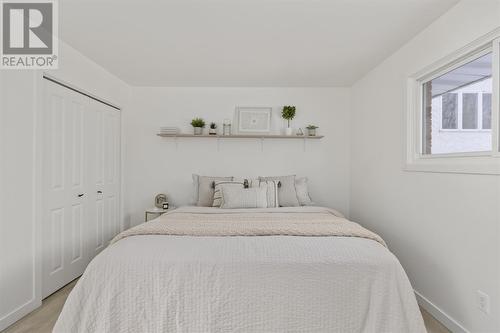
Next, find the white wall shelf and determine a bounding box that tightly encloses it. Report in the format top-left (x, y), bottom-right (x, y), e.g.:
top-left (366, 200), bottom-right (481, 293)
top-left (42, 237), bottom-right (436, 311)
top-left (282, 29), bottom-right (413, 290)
top-left (157, 134), bottom-right (324, 139)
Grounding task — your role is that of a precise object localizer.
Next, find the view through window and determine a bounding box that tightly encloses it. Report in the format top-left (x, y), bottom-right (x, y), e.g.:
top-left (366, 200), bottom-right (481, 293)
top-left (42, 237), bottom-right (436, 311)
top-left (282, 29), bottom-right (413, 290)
top-left (422, 52), bottom-right (492, 154)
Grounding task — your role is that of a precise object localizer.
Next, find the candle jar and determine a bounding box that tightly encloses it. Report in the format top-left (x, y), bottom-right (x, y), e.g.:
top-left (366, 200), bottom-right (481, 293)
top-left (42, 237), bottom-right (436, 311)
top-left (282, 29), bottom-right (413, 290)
top-left (223, 119), bottom-right (232, 136)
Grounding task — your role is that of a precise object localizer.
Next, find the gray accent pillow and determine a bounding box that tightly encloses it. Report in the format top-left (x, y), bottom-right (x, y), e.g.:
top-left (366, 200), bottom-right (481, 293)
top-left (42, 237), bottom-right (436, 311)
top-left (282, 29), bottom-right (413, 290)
top-left (220, 185), bottom-right (268, 209)
top-left (295, 177), bottom-right (314, 206)
top-left (259, 175), bottom-right (299, 207)
top-left (193, 174), bottom-right (233, 207)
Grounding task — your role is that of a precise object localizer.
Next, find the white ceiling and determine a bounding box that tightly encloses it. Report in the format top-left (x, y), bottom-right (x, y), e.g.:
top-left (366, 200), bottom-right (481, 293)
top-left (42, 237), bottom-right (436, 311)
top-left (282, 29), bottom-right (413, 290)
top-left (59, 0), bottom-right (459, 87)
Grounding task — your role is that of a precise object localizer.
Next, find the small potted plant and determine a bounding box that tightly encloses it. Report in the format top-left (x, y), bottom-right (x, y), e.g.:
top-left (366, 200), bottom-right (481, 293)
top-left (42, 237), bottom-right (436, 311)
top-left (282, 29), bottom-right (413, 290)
top-left (306, 125), bottom-right (318, 136)
top-left (282, 105), bottom-right (296, 136)
top-left (209, 122), bottom-right (217, 135)
top-left (191, 118), bottom-right (205, 135)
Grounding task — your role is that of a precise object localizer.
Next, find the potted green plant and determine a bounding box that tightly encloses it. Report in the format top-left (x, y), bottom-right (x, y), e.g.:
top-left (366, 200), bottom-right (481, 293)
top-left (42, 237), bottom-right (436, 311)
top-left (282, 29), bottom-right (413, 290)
top-left (209, 122), bottom-right (217, 135)
top-left (191, 118), bottom-right (205, 135)
top-left (282, 106), bottom-right (296, 136)
top-left (306, 125), bottom-right (318, 136)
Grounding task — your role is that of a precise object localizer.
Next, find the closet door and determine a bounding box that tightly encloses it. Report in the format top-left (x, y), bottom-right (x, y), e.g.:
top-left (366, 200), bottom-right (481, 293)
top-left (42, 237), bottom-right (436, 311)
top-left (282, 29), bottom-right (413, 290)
top-left (42, 80), bottom-right (121, 298)
top-left (42, 80), bottom-right (90, 298)
top-left (87, 99), bottom-right (121, 258)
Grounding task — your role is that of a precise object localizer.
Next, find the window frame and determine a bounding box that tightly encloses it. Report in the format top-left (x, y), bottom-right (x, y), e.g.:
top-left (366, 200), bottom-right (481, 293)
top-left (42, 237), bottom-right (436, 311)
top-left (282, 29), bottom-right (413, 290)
top-left (405, 29), bottom-right (500, 175)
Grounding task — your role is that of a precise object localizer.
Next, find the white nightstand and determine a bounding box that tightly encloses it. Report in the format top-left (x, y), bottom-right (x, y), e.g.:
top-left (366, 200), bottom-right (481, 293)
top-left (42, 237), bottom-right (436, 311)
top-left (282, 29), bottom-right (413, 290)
top-left (145, 207), bottom-right (175, 222)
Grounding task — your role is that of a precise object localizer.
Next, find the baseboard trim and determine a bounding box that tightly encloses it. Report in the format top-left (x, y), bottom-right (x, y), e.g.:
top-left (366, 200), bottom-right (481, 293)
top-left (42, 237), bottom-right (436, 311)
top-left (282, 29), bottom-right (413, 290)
top-left (0, 298), bottom-right (41, 331)
top-left (415, 290), bottom-right (469, 333)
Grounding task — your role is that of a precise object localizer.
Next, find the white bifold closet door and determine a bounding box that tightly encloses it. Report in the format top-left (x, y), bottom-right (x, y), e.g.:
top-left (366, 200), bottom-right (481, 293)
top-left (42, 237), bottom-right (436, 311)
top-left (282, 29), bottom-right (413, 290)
top-left (42, 79), bottom-right (121, 298)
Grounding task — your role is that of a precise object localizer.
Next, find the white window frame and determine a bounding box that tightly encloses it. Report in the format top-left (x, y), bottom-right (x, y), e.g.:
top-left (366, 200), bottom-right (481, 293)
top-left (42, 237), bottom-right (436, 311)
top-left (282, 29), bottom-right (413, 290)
top-left (405, 29), bottom-right (500, 175)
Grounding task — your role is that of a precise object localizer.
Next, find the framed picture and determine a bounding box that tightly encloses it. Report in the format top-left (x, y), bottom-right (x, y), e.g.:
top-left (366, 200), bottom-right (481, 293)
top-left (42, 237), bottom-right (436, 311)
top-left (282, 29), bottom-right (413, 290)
top-left (236, 107), bottom-right (272, 133)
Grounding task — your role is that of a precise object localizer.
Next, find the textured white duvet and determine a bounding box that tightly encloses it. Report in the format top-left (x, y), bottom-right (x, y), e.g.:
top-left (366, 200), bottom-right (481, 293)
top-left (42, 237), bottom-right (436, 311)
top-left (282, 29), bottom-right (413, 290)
top-left (54, 207), bottom-right (425, 333)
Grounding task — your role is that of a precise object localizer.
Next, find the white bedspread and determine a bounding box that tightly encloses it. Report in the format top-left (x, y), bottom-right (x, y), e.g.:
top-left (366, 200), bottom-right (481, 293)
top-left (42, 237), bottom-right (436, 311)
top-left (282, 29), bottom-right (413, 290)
top-left (54, 207), bottom-right (425, 333)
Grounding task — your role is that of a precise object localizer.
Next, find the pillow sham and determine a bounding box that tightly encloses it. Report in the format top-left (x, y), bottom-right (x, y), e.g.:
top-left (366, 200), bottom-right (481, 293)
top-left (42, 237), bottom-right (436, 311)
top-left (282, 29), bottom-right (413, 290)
top-left (212, 179), bottom-right (246, 207)
top-left (220, 185), bottom-right (268, 209)
top-left (248, 179), bottom-right (279, 208)
top-left (193, 174), bottom-right (233, 207)
top-left (259, 175), bottom-right (299, 207)
top-left (295, 177), bottom-right (314, 206)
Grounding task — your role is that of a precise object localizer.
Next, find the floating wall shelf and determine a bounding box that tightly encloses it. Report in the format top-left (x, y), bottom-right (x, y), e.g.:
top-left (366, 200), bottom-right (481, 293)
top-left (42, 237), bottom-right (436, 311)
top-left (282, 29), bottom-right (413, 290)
top-left (157, 134), bottom-right (324, 139)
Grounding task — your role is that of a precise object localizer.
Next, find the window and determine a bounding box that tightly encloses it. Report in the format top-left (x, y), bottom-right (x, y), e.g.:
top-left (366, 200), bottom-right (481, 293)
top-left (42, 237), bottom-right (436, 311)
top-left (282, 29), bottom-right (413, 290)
top-left (483, 93), bottom-right (492, 129)
top-left (406, 33), bottom-right (500, 175)
top-left (422, 52), bottom-right (492, 154)
top-left (442, 93), bottom-right (457, 129)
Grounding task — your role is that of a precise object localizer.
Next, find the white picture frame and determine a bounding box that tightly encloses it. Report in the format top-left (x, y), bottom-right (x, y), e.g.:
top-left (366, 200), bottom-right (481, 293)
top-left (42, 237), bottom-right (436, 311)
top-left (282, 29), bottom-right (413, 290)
top-left (236, 106), bottom-right (272, 133)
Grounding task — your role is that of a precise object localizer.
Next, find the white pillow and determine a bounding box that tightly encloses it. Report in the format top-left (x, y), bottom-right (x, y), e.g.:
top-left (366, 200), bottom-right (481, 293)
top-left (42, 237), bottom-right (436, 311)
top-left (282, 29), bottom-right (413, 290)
top-left (212, 179), bottom-right (246, 207)
top-left (259, 175), bottom-right (299, 207)
top-left (248, 179), bottom-right (279, 208)
top-left (295, 177), bottom-right (314, 206)
top-left (220, 185), bottom-right (268, 209)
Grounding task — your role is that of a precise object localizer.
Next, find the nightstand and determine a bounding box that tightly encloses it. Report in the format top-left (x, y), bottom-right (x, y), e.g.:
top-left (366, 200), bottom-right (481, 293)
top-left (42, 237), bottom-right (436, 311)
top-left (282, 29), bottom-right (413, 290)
top-left (145, 207), bottom-right (175, 222)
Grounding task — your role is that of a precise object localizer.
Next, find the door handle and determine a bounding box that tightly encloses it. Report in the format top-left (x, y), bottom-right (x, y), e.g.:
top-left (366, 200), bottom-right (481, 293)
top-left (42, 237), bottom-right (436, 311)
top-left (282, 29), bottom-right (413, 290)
top-left (77, 193), bottom-right (85, 198)
top-left (97, 191), bottom-right (103, 194)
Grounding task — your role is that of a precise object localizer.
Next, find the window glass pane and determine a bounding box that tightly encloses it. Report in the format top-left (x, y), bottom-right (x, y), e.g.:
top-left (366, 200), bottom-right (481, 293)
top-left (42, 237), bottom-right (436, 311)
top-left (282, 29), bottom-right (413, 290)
top-left (462, 93), bottom-right (478, 129)
top-left (422, 52), bottom-right (492, 154)
top-left (483, 93), bottom-right (492, 129)
top-left (442, 93), bottom-right (457, 129)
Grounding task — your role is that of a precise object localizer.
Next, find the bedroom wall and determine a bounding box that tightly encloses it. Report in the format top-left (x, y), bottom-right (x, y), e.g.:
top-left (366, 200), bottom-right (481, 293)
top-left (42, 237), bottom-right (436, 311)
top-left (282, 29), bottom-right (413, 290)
top-left (350, 1), bottom-right (500, 332)
top-left (124, 87), bottom-right (350, 226)
top-left (0, 41), bottom-right (130, 331)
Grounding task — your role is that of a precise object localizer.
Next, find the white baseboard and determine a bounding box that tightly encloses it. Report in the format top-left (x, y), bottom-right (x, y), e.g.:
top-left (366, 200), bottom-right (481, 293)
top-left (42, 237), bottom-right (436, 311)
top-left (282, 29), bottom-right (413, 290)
top-left (415, 290), bottom-right (469, 333)
top-left (0, 298), bottom-right (41, 331)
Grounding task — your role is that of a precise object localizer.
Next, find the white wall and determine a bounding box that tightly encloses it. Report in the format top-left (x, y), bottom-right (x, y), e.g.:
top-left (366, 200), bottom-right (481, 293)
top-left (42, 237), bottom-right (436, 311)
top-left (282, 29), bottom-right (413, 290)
top-left (0, 40), bottom-right (130, 331)
top-left (124, 87), bottom-right (350, 226)
top-left (350, 1), bottom-right (500, 332)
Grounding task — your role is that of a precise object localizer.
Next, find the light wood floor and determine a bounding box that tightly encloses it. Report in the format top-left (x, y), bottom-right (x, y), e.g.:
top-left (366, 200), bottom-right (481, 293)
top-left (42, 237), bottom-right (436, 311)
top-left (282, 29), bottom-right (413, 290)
top-left (2, 280), bottom-right (450, 333)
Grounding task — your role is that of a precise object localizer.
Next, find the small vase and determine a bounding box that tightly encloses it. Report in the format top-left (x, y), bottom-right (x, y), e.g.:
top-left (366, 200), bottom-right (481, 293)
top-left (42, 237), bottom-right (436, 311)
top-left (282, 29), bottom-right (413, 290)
top-left (285, 127), bottom-right (293, 136)
top-left (194, 127), bottom-right (203, 135)
top-left (307, 128), bottom-right (316, 136)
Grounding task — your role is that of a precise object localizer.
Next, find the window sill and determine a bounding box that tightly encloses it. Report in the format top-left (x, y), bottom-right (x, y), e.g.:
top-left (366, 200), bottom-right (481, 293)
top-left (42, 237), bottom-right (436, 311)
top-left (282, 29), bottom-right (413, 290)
top-left (404, 155), bottom-right (500, 175)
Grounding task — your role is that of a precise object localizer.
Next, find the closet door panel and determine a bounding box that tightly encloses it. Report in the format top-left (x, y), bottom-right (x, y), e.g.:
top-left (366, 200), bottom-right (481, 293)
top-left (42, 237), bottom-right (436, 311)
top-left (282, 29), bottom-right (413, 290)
top-left (103, 109), bottom-right (121, 242)
top-left (42, 81), bottom-right (90, 298)
top-left (88, 100), bottom-right (121, 255)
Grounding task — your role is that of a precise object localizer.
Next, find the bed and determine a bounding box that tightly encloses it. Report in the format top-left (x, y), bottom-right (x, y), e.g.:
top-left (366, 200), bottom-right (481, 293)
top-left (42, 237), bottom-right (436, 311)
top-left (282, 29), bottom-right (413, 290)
top-left (53, 206), bottom-right (425, 333)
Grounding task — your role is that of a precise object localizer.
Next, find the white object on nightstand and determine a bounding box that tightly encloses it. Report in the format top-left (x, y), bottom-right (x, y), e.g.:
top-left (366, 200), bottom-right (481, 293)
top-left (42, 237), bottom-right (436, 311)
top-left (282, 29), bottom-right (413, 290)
top-left (145, 207), bottom-right (175, 222)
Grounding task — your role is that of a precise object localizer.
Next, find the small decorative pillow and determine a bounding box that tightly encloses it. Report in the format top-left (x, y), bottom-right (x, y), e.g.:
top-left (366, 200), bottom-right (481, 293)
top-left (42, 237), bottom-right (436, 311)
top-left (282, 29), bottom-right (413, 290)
top-left (295, 177), bottom-right (314, 206)
top-left (248, 179), bottom-right (279, 208)
top-left (193, 174), bottom-right (233, 207)
top-left (259, 175), bottom-right (299, 207)
top-left (213, 179), bottom-right (246, 207)
top-left (220, 185), bottom-right (268, 209)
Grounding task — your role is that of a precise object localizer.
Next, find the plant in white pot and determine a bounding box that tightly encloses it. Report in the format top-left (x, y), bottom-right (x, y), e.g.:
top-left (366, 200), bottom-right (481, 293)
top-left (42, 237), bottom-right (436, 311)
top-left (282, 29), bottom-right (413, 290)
top-left (191, 118), bottom-right (205, 135)
top-left (306, 125), bottom-right (318, 136)
top-left (209, 122), bottom-right (217, 135)
top-left (282, 105), bottom-right (296, 136)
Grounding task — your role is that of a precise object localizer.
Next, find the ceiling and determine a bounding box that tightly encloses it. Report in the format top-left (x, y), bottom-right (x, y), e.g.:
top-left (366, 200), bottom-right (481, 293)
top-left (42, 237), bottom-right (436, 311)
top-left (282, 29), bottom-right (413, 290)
top-left (59, 0), bottom-right (459, 87)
